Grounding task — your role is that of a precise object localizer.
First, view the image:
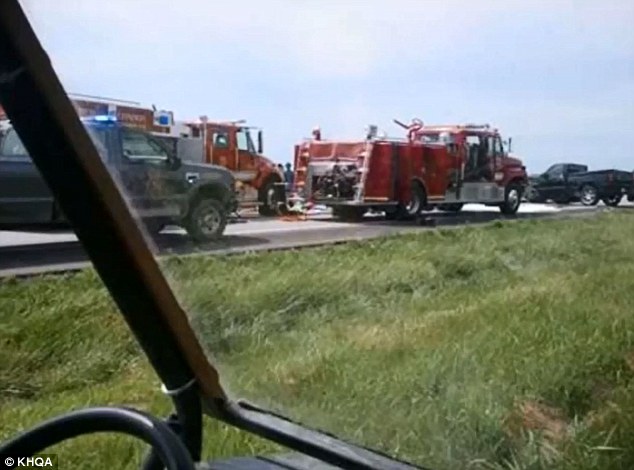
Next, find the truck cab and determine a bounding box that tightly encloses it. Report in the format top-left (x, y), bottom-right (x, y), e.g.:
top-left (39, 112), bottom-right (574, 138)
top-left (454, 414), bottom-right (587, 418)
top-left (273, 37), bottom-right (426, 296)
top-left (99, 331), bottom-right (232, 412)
top-left (415, 124), bottom-right (525, 185)
top-left (185, 120), bottom-right (286, 215)
top-left (410, 123), bottom-right (528, 213)
top-left (0, 116), bottom-right (237, 241)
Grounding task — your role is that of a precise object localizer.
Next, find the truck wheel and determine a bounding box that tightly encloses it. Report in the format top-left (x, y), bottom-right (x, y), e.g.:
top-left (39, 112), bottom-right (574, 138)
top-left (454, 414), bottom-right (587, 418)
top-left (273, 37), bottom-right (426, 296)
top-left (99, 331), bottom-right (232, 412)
top-left (393, 181), bottom-right (426, 220)
top-left (525, 185), bottom-right (542, 202)
top-left (258, 178), bottom-right (283, 217)
top-left (499, 183), bottom-right (522, 215)
top-left (185, 198), bottom-right (227, 242)
top-left (602, 194), bottom-right (622, 207)
top-left (580, 185), bottom-right (599, 206)
top-left (438, 203), bottom-right (463, 212)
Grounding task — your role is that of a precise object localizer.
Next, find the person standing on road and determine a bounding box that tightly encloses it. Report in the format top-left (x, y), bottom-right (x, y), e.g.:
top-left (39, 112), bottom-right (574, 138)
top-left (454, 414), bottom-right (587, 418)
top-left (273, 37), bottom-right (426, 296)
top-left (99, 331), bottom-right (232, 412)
top-left (284, 162), bottom-right (294, 191)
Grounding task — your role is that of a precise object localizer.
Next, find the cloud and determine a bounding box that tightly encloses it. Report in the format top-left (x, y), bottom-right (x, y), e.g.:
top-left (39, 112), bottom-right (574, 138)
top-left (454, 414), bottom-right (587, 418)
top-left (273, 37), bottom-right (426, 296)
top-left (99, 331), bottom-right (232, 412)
top-left (26, 0), bottom-right (633, 80)
top-left (18, 0), bottom-right (634, 170)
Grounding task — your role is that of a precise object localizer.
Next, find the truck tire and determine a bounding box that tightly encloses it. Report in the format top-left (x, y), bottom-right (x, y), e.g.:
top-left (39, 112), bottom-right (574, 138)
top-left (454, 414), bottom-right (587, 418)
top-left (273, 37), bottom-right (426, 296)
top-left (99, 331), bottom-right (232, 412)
top-left (580, 184), bottom-right (599, 206)
top-left (499, 183), bottom-right (522, 215)
top-left (392, 181), bottom-right (426, 220)
top-left (525, 185), bottom-right (543, 203)
top-left (258, 178), bottom-right (284, 217)
top-left (602, 194), bottom-right (622, 207)
top-left (185, 198), bottom-right (227, 242)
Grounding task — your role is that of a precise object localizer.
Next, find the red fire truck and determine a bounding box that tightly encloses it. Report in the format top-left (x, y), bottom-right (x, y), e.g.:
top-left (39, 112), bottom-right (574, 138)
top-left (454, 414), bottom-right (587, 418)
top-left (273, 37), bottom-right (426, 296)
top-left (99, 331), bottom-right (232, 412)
top-left (291, 119), bottom-right (528, 221)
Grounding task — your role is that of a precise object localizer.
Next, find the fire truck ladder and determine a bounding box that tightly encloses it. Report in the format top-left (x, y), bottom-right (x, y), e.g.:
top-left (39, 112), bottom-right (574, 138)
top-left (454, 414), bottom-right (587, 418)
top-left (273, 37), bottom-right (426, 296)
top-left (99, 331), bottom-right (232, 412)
top-left (295, 141), bottom-right (311, 197)
top-left (353, 139), bottom-right (375, 203)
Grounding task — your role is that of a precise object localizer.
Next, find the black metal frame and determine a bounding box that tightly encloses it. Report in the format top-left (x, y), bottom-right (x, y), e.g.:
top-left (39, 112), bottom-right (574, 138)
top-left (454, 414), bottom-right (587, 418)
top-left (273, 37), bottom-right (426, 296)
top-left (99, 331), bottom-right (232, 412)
top-left (0, 2), bottom-right (427, 469)
top-left (0, 406), bottom-right (196, 470)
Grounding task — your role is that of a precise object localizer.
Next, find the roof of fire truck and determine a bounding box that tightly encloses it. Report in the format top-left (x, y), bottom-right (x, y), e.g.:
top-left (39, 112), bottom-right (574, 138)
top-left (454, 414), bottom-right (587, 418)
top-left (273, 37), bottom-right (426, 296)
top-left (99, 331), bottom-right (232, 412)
top-left (416, 123), bottom-right (500, 135)
top-left (183, 118), bottom-right (261, 131)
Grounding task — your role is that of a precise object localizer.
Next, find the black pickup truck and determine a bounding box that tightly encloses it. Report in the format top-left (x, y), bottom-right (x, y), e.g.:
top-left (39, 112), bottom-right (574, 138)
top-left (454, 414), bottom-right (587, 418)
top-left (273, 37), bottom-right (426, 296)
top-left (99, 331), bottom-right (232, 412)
top-left (0, 117), bottom-right (237, 241)
top-left (526, 163), bottom-right (634, 206)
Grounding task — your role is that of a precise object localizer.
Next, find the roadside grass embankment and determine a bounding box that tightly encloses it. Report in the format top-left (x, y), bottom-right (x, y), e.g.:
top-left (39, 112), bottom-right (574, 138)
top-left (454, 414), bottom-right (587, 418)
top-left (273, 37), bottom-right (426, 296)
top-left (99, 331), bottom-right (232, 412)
top-left (1, 211), bottom-right (633, 469)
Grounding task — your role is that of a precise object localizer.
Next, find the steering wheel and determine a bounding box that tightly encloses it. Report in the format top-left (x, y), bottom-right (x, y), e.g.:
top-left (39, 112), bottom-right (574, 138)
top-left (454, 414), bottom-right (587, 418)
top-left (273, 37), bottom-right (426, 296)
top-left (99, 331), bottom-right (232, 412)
top-left (0, 406), bottom-right (195, 470)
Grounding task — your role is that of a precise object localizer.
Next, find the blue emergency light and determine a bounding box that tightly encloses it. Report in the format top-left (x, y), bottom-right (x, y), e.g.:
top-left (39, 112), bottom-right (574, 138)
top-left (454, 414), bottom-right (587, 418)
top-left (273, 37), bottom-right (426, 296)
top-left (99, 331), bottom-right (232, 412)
top-left (81, 114), bottom-right (118, 124)
top-left (92, 115), bottom-right (117, 122)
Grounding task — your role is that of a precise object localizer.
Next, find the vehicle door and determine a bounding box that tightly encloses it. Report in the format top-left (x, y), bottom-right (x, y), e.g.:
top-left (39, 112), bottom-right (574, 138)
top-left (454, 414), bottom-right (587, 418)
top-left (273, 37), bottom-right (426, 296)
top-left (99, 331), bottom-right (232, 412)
top-left (235, 127), bottom-right (259, 182)
top-left (539, 164), bottom-right (565, 200)
top-left (117, 127), bottom-right (178, 217)
top-left (463, 134), bottom-right (484, 182)
top-left (0, 129), bottom-right (55, 223)
top-left (485, 134), bottom-right (504, 181)
top-left (565, 164), bottom-right (587, 194)
top-left (208, 127), bottom-right (233, 169)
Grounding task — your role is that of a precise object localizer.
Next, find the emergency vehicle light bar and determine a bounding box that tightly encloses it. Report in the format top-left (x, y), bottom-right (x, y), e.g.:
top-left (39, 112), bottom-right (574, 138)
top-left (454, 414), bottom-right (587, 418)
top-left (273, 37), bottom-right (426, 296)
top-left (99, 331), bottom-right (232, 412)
top-left (462, 123), bottom-right (491, 129)
top-left (81, 115), bottom-right (118, 124)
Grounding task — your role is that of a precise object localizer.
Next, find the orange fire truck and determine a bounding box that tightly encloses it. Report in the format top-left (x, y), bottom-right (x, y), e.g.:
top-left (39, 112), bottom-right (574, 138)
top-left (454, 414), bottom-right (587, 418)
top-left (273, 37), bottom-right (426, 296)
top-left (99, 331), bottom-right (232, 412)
top-left (178, 118), bottom-right (286, 216)
top-left (291, 118), bottom-right (528, 221)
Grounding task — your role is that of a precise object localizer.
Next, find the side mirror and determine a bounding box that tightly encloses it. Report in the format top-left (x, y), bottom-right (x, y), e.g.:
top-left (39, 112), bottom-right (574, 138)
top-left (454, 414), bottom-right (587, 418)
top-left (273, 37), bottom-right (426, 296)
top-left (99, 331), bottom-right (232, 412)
top-left (257, 130), bottom-right (263, 154)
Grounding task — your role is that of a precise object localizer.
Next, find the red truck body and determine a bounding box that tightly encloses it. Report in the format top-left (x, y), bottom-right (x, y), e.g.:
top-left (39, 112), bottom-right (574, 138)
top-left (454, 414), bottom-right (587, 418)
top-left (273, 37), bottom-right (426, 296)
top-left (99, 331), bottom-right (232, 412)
top-left (292, 121), bottom-right (528, 219)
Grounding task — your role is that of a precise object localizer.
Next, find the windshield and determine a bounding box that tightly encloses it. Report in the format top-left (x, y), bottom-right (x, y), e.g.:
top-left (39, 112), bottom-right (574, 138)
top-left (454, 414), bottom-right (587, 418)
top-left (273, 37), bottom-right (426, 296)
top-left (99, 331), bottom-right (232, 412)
top-left (1, 125), bottom-right (109, 161)
top-left (121, 129), bottom-right (170, 162)
top-left (236, 128), bottom-right (257, 153)
top-left (418, 132), bottom-right (441, 143)
top-left (3, 2), bottom-right (634, 469)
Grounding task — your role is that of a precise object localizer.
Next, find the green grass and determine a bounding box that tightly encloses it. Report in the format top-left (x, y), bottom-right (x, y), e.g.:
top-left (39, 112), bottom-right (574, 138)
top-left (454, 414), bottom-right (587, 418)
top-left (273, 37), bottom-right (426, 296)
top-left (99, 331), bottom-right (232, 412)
top-left (2, 212), bottom-right (634, 469)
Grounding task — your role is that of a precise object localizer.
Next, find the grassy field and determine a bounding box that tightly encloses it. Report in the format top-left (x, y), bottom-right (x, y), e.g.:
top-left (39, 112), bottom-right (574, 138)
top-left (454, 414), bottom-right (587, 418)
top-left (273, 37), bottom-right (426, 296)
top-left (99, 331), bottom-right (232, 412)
top-left (1, 212), bottom-right (633, 469)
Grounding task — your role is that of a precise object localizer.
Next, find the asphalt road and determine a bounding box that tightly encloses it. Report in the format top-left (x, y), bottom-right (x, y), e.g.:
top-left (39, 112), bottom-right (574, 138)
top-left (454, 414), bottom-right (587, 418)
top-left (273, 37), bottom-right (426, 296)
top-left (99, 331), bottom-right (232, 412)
top-left (0, 203), bottom-right (611, 278)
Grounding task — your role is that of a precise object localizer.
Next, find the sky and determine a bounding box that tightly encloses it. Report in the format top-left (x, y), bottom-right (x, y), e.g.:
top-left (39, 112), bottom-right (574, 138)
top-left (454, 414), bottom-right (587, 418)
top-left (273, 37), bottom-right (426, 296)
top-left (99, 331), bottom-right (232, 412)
top-left (20, 0), bottom-right (634, 173)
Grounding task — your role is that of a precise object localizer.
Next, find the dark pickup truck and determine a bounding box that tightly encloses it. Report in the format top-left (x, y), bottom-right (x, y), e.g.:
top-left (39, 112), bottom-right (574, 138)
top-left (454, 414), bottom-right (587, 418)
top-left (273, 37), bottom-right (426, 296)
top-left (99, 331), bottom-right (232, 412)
top-left (0, 116), bottom-right (238, 241)
top-left (526, 163), bottom-right (634, 206)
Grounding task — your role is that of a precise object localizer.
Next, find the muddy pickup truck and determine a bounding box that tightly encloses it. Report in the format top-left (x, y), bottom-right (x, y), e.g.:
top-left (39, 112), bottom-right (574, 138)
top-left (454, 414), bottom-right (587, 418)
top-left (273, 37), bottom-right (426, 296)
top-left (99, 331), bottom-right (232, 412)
top-left (0, 116), bottom-right (237, 241)
top-left (526, 163), bottom-right (633, 206)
